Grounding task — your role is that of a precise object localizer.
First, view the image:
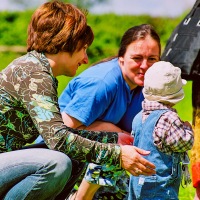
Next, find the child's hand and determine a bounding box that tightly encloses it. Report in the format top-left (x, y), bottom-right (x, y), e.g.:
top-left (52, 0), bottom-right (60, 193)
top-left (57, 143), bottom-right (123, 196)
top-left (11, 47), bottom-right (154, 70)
top-left (184, 121), bottom-right (192, 129)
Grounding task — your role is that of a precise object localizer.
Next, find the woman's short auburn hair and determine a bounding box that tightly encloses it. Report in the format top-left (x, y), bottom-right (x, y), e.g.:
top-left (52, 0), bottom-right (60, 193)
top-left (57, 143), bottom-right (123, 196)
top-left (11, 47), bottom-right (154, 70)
top-left (27, 0), bottom-right (94, 54)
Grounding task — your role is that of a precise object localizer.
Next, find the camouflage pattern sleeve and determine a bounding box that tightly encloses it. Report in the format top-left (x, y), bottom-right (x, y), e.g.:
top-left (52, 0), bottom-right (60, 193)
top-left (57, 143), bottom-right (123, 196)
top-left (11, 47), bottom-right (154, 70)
top-left (18, 70), bottom-right (120, 166)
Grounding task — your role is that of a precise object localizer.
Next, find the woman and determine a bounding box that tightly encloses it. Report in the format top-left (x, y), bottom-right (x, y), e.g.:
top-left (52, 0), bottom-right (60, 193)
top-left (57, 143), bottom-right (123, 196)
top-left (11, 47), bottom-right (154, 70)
top-left (59, 24), bottom-right (161, 199)
top-left (0, 1), bottom-right (155, 200)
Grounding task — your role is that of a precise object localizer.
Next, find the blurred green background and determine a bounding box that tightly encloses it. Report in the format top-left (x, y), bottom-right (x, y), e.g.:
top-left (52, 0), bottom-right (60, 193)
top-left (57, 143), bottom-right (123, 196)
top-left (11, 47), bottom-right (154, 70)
top-left (0, 8), bottom-right (194, 199)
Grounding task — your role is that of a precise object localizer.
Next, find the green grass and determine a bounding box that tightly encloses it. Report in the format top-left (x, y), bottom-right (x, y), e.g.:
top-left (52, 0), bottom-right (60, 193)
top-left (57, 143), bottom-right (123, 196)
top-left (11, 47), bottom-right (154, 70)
top-left (0, 52), bottom-right (22, 67)
top-left (179, 183), bottom-right (195, 200)
top-left (174, 80), bottom-right (193, 123)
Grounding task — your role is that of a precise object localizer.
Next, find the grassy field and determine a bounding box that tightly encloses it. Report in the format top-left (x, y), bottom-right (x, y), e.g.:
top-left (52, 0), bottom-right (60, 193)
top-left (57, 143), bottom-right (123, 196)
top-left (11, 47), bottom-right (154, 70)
top-left (0, 52), bottom-right (195, 199)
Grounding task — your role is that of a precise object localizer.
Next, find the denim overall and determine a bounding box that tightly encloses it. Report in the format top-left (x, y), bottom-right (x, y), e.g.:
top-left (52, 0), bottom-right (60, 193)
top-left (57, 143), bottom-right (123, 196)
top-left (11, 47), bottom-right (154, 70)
top-left (128, 110), bottom-right (181, 200)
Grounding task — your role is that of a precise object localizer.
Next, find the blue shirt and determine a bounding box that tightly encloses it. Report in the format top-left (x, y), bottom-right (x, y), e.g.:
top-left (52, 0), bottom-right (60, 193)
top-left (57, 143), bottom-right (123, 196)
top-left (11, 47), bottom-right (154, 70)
top-left (59, 58), bottom-right (144, 132)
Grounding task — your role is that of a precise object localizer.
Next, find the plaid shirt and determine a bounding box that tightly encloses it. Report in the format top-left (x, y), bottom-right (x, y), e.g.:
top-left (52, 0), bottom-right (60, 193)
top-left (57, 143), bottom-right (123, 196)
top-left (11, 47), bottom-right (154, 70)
top-left (141, 100), bottom-right (194, 154)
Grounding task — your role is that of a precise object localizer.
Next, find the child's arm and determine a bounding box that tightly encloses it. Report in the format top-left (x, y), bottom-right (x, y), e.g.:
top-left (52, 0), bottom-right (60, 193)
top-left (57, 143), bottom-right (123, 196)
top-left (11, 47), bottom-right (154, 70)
top-left (153, 114), bottom-right (194, 153)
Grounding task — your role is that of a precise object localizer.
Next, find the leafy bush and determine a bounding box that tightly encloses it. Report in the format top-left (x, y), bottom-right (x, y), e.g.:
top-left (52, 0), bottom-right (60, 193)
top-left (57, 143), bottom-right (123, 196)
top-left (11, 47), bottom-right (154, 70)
top-left (0, 11), bottom-right (32, 45)
top-left (0, 10), bottom-right (185, 63)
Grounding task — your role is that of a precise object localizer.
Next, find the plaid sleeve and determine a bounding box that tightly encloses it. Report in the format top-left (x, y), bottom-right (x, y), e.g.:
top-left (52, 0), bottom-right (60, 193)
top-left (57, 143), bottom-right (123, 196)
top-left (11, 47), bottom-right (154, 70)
top-left (153, 111), bottom-right (194, 154)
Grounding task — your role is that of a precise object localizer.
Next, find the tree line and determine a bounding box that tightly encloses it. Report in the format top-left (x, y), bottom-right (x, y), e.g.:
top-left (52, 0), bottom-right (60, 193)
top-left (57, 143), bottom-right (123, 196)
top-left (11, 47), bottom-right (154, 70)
top-left (0, 10), bottom-right (186, 64)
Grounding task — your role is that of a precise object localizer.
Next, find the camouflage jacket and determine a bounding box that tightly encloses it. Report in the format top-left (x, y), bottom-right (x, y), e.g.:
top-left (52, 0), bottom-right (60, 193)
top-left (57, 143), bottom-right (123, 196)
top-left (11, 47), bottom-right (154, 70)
top-left (0, 50), bottom-right (120, 167)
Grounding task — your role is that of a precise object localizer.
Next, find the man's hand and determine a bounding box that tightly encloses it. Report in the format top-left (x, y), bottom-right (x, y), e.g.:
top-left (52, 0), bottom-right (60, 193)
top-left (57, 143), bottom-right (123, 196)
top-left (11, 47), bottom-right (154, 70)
top-left (120, 145), bottom-right (156, 176)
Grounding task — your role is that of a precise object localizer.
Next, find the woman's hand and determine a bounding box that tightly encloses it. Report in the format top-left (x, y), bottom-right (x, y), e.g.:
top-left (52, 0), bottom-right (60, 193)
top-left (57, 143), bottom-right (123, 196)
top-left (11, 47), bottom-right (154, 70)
top-left (118, 132), bottom-right (133, 145)
top-left (120, 145), bottom-right (156, 176)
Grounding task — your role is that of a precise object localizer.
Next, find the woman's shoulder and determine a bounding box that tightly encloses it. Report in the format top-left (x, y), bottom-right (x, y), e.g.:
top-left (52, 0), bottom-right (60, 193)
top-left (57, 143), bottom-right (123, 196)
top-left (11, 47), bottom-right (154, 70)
top-left (77, 58), bottom-right (121, 81)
